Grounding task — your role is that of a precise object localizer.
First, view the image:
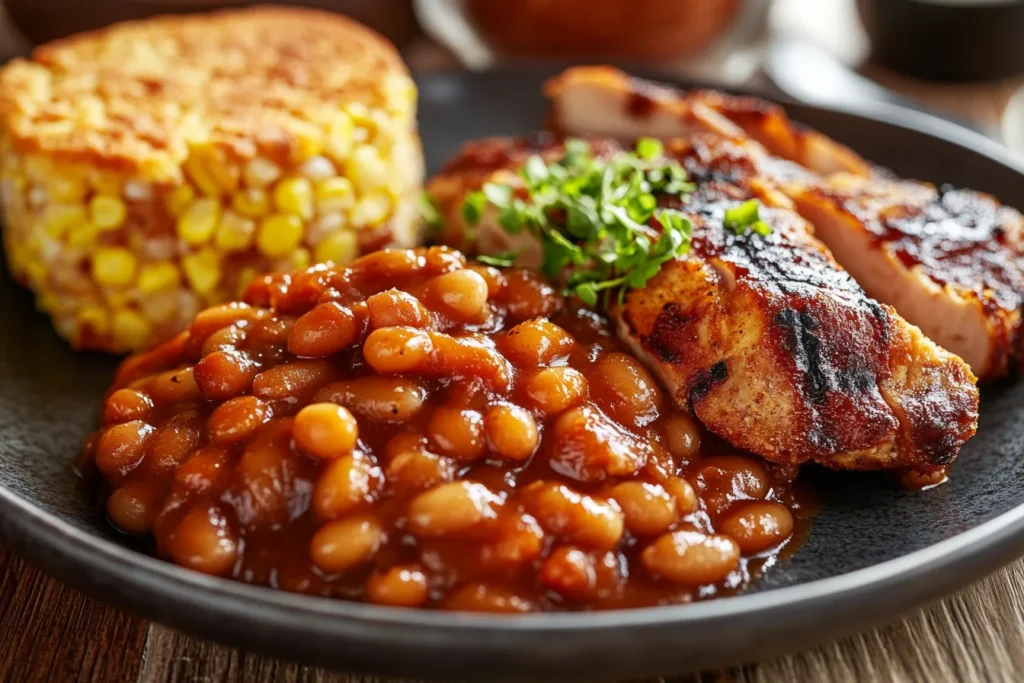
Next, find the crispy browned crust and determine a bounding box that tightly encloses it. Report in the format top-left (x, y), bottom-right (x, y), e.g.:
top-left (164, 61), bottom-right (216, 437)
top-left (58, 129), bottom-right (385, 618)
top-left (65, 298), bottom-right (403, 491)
top-left (0, 6), bottom-right (409, 177)
top-left (428, 135), bottom-right (980, 472)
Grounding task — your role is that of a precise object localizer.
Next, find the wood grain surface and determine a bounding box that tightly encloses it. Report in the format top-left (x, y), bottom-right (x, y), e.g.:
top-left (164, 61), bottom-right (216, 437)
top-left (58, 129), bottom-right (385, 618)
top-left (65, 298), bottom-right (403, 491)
top-left (5, 545), bottom-right (1024, 683)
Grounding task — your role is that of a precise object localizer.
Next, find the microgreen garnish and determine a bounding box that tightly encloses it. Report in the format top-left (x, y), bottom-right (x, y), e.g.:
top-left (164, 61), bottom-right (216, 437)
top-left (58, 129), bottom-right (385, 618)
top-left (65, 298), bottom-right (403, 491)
top-left (461, 138), bottom-right (696, 306)
top-left (477, 251), bottom-right (519, 268)
top-left (724, 199), bottom-right (771, 237)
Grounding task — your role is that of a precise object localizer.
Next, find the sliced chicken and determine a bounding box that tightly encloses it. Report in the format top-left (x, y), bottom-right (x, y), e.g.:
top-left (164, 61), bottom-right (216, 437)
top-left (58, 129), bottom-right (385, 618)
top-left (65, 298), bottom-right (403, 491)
top-left (545, 65), bottom-right (1024, 379)
top-left (427, 135), bottom-right (979, 473)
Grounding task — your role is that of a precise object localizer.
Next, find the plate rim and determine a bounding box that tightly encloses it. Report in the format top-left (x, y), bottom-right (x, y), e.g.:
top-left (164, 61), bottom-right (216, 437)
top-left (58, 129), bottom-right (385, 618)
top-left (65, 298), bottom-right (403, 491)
top-left (2, 66), bottom-right (1023, 678)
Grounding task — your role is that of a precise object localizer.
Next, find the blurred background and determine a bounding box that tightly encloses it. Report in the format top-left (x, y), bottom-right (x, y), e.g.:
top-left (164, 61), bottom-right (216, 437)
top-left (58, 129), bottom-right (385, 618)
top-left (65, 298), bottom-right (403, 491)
top-left (4, 0), bottom-right (1024, 152)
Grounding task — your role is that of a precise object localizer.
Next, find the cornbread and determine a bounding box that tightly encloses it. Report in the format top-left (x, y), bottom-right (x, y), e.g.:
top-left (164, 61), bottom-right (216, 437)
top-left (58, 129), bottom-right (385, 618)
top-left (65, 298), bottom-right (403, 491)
top-left (0, 6), bottom-right (423, 352)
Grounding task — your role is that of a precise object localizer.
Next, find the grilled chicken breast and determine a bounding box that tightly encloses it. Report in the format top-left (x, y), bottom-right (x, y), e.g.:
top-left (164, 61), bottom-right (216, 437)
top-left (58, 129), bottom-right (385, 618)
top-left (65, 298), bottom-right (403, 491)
top-left (427, 135), bottom-right (979, 473)
top-left (546, 66), bottom-right (1024, 379)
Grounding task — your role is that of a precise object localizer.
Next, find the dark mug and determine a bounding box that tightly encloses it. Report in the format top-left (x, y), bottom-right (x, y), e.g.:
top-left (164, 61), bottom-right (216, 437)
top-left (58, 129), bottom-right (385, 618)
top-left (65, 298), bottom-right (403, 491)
top-left (857, 0), bottom-right (1024, 82)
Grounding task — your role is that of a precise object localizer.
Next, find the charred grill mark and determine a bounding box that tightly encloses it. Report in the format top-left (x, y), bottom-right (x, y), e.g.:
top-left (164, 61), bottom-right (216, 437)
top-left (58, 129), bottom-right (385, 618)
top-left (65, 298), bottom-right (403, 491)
top-left (688, 360), bottom-right (729, 409)
top-left (774, 308), bottom-right (828, 406)
top-left (643, 303), bottom-right (688, 363)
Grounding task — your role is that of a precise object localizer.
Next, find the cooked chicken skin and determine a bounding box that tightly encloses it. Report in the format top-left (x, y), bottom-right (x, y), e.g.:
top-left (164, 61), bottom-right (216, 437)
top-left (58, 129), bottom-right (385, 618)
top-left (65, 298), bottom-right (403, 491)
top-left (546, 65), bottom-right (1024, 379)
top-left (427, 135), bottom-right (980, 472)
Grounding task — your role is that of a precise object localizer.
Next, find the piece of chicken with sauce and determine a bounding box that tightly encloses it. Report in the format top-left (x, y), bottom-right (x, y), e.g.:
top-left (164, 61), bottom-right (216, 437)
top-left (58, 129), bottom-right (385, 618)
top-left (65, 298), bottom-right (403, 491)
top-left (545, 65), bottom-right (1024, 380)
top-left (427, 134), bottom-right (979, 474)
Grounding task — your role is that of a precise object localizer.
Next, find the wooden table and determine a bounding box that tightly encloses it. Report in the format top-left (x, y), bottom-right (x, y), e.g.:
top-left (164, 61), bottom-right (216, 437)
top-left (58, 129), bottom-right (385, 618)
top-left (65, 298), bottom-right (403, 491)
top-left (4, 2), bottom-right (1024, 682)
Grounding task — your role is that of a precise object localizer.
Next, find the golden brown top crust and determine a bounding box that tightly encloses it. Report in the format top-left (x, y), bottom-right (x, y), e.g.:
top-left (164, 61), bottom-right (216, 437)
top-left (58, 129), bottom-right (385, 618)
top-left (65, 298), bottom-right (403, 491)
top-left (0, 6), bottom-right (412, 179)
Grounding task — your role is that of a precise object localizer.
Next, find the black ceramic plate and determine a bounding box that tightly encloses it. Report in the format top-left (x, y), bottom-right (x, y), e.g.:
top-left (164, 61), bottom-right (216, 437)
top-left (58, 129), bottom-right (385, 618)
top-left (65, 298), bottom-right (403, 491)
top-left (2, 69), bottom-right (1024, 682)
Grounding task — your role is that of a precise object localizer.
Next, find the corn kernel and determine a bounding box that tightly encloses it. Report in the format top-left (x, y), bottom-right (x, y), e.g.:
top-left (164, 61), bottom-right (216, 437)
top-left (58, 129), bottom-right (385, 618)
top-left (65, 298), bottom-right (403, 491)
top-left (24, 257), bottom-right (47, 283)
top-left (89, 170), bottom-right (122, 196)
top-left (257, 214), bottom-right (304, 257)
top-left (92, 247), bottom-right (137, 287)
top-left (286, 247), bottom-right (311, 271)
top-left (324, 113), bottom-right (355, 164)
top-left (24, 156), bottom-right (52, 182)
top-left (48, 174), bottom-right (87, 203)
top-left (348, 145), bottom-right (389, 193)
top-left (350, 192), bottom-right (392, 228)
top-left (185, 148), bottom-right (238, 196)
top-left (177, 198), bottom-right (221, 245)
top-left (299, 156), bottom-right (337, 181)
top-left (43, 204), bottom-right (87, 238)
top-left (231, 188), bottom-right (270, 217)
top-left (243, 157), bottom-right (281, 188)
top-left (307, 211), bottom-right (345, 245)
top-left (167, 185), bottom-right (196, 217)
top-left (137, 262), bottom-right (181, 294)
top-left (315, 177), bottom-right (355, 214)
top-left (214, 211), bottom-right (256, 252)
top-left (90, 195), bottom-right (127, 231)
top-left (78, 305), bottom-right (110, 336)
top-left (112, 309), bottom-right (151, 348)
top-left (67, 222), bottom-right (100, 248)
top-left (295, 128), bottom-right (324, 160)
top-left (139, 290), bottom-right (179, 323)
top-left (181, 248), bottom-right (221, 295)
top-left (314, 230), bottom-right (358, 265)
top-left (273, 177), bottom-right (314, 219)
top-left (123, 181), bottom-right (153, 201)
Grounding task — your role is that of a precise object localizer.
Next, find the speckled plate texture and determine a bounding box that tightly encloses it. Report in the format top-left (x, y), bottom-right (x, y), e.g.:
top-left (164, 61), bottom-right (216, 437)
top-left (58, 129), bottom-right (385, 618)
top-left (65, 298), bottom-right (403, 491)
top-left (1, 69), bottom-right (1023, 682)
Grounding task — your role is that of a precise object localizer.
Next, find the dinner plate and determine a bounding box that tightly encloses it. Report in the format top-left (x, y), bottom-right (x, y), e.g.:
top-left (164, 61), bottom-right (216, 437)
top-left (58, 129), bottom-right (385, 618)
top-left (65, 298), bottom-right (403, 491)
top-left (2, 68), bottom-right (1024, 682)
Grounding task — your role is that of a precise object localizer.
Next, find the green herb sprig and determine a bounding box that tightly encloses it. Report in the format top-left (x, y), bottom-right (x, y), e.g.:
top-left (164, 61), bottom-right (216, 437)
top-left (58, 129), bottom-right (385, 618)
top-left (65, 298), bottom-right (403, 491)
top-left (460, 138), bottom-right (697, 306)
top-left (724, 199), bottom-right (771, 236)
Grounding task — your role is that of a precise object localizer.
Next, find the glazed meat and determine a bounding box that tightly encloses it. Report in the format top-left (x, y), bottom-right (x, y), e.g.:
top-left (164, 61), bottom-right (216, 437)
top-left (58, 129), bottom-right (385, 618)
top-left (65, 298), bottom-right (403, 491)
top-left (545, 66), bottom-right (1024, 379)
top-left (427, 135), bottom-right (979, 473)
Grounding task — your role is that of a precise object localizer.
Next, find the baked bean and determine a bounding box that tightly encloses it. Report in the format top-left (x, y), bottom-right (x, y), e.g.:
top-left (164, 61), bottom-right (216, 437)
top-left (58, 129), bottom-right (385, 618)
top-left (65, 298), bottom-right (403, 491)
top-left (900, 468), bottom-right (948, 490)
top-left (112, 331), bottom-right (187, 387)
top-left (252, 360), bottom-right (337, 401)
top-left (442, 582), bottom-right (535, 613)
top-left (466, 264), bottom-right (506, 297)
top-left (540, 547), bottom-right (620, 601)
top-left (661, 414), bottom-right (702, 462)
top-left (500, 318), bottom-right (575, 367)
top-left (187, 303), bottom-right (265, 351)
top-left (107, 479), bottom-right (165, 534)
top-left (384, 432), bottom-right (428, 460)
top-left (719, 502), bottom-right (794, 554)
top-left (103, 388), bottom-right (154, 425)
top-left (172, 445), bottom-right (231, 497)
top-left (208, 396), bottom-right (270, 443)
top-left (665, 477), bottom-right (699, 516)
top-left (408, 481), bottom-right (502, 537)
top-left (550, 405), bottom-right (649, 482)
top-left (200, 324), bottom-right (246, 357)
top-left (95, 420), bottom-right (155, 477)
top-left (293, 403), bottom-right (359, 459)
top-left (426, 332), bottom-right (510, 389)
top-left (236, 421), bottom-right (298, 528)
top-left (363, 327), bottom-right (433, 374)
top-left (427, 407), bottom-right (486, 461)
top-left (310, 513), bottom-right (385, 573)
top-left (147, 367), bottom-right (201, 405)
top-left (314, 377), bottom-right (427, 422)
top-left (422, 245), bottom-right (467, 274)
top-left (147, 420), bottom-right (202, 475)
top-left (642, 530), bottom-right (740, 585)
top-left (350, 249), bottom-right (421, 281)
top-left (523, 482), bottom-right (624, 551)
top-left (385, 449), bottom-right (455, 496)
top-left (166, 504), bottom-right (239, 576)
top-left (694, 455), bottom-right (770, 518)
top-left (608, 481), bottom-right (677, 536)
top-left (496, 269), bottom-right (562, 321)
top-left (367, 289), bottom-right (432, 329)
top-left (591, 352), bottom-right (663, 426)
top-left (523, 367), bottom-right (587, 415)
top-left (478, 512), bottom-right (545, 568)
top-left (424, 269), bottom-right (490, 323)
top-left (313, 453), bottom-right (383, 520)
top-left (288, 302), bottom-right (360, 357)
top-left (484, 404), bottom-right (538, 461)
top-left (366, 565), bottom-right (430, 607)
top-left (246, 315), bottom-right (294, 348)
top-left (195, 349), bottom-right (260, 400)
